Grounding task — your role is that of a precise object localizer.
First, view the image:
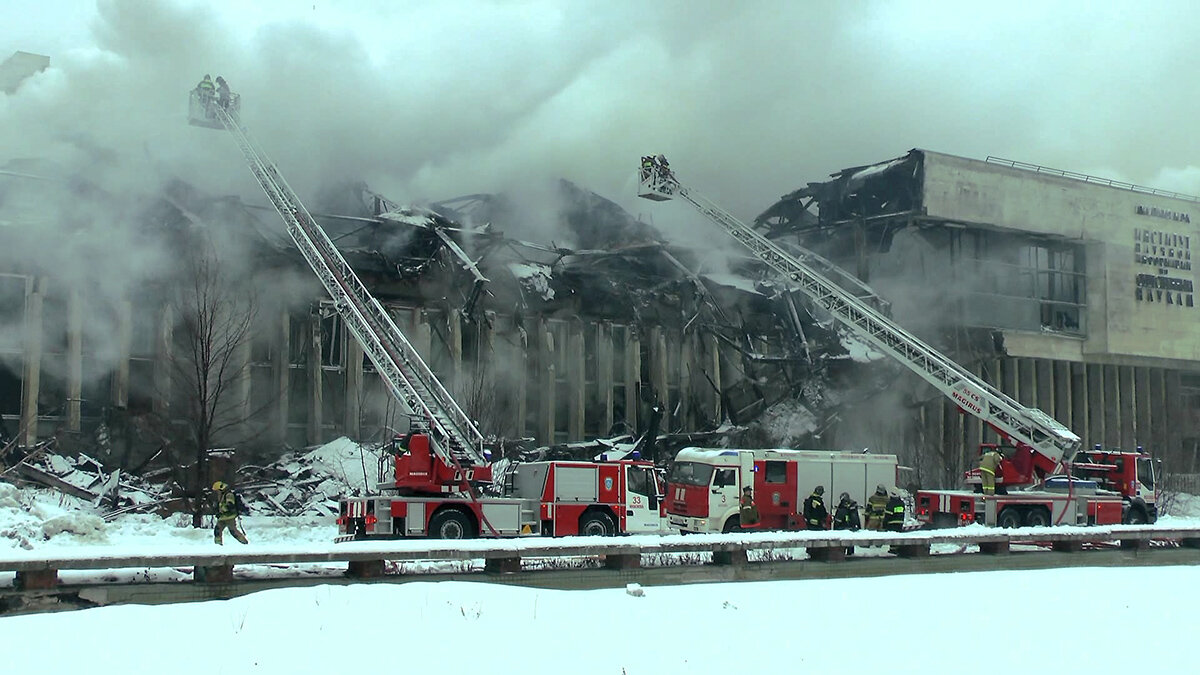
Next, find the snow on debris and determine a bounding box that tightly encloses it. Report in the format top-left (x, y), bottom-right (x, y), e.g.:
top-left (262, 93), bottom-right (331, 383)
top-left (508, 262), bottom-right (555, 300)
top-left (837, 330), bottom-right (886, 363)
top-left (243, 437), bottom-right (384, 517)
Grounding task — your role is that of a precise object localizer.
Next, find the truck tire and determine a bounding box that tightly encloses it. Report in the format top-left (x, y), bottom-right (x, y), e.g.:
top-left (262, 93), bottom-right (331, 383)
top-left (579, 511), bottom-right (616, 536)
top-left (1024, 507), bottom-right (1051, 528)
top-left (722, 516), bottom-right (741, 533)
top-left (428, 509), bottom-right (475, 539)
top-left (1124, 506), bottom-right (1148, 525)
top-left (997, 507), bottom-right (1023, 529)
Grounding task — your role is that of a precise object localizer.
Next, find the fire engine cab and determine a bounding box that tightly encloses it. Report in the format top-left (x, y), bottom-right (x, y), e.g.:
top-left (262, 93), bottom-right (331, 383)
top-left (666, 447), bottom-right (898, 533)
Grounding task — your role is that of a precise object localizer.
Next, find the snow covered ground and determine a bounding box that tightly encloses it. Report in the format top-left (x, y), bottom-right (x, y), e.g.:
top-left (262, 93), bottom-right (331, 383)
top-left (4, 566), bottom-right (1197, 674)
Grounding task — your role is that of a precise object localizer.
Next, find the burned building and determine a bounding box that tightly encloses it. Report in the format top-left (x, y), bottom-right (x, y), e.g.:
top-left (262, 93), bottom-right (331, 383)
top-left (0, 163), bottom-right (850, 472)
top-left (758, 149), bottom-right (1200, 484)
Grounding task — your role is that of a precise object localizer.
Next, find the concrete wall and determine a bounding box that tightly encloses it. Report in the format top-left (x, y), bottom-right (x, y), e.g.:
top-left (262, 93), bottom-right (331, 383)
top-left (920, 150), bottom-right (1200, 365)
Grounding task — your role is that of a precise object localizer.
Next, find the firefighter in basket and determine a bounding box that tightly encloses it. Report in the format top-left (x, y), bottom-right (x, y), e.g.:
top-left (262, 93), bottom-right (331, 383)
top-left (212, 481), bottom-right (249, 545)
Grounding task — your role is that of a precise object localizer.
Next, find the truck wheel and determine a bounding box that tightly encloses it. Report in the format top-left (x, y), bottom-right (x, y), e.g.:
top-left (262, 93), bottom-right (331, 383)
top-left (579, 511), bottom-right (615, 536)
top-left (997, 507), bottom-right (1023, 529)
top-left (428, 509), bottom-right (475, 539)
top-left (1124, 507), bottom-right (1148, 525)
top-left (1024, 508), bottom-right (1051, 528)
top-left (722, 516), bottom-right (741, 533)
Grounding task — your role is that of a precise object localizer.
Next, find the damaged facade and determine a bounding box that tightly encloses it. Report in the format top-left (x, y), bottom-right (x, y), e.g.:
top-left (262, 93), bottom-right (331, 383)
top-left (0, 169), bottom-right (847, 477)
top-left (757, 149), bottom-right (1200, 484)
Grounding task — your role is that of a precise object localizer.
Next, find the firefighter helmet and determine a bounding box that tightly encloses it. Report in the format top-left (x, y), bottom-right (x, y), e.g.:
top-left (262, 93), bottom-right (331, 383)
top-left (212, 481), bottom-right (228, 491)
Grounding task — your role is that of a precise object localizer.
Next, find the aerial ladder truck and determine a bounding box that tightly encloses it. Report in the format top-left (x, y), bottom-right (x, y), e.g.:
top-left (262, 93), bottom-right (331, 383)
top-left (184, 83), bottom-right (664, 539)
top-left (638, 156), bottom-right (1157, 528)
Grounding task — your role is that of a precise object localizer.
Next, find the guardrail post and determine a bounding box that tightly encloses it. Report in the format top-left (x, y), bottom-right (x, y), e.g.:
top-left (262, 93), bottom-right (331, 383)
top-left (14, 569), bottom-right (59, 590)
top-left (807, 546), bottom-right (846, 562)
top-left (1051, 541), bottom-right (1083, 553)
top-left (347, 560), bottom-right (386, 578)
top-left (712, 549), bottom-right (748, 566)
top-left (890, 544), bottom-right (930, 558)
top-left (604, 554), bottom-right (641, 570)
top-left (194, 565), bottom-right (234, 583)
top-left (979, 541), bottom-right (1010, 555)
top-left (1119, 539), bottom-right (1149, 551)
top-left (485, 556), bottom-right (522, 574)
top-left (1182, 538), bottom-right (1200, 549)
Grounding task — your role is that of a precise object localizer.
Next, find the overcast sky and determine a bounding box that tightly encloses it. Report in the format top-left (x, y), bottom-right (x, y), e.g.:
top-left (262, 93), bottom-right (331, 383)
top-left (5, 0), bottom-right (1200, 230)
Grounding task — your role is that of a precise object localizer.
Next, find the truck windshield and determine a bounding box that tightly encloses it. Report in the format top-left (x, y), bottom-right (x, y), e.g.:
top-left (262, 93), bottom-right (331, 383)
top-left (667, 462), bottom-right (714, 487)
top-left (1137, 457), bottom-right (1155, 489)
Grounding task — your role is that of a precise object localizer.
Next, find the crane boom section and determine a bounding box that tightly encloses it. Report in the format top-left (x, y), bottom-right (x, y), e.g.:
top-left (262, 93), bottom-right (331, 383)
top-left (208, 102), bottom-right (489, 473)
top-left (638, 159), bottom-right (1079, 471)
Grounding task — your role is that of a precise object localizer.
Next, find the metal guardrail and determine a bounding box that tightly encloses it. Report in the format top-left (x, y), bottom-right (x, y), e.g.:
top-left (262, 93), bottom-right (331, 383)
top-left (3, 525), bottom-right (1199, 577)
top-left (985, 156), bottom-right (1200, 203)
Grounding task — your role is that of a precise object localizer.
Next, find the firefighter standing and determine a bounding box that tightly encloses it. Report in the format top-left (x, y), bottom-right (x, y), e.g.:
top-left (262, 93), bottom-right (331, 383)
top-left (865, 484), bottom-right (889, 530)
top-left (739, 486), bottom-right (760, 529)
top-left (883, 489), bottom-right (906, 532)
top-left (803, 485), bottom-right (828, 530)
top-left (979, 446), bottom-right (1004, 496)
top-left (212, 481), bottom-right (249, 545)
top-left (833, 492), bottom-right (861, 556)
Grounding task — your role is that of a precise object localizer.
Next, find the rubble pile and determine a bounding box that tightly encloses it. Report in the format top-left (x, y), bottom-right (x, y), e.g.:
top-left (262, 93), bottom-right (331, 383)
top-left (237, 437), bottom-right (384, 517)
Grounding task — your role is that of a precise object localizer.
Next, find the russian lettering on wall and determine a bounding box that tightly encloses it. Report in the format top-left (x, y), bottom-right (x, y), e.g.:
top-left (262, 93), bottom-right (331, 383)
top-left (1134, 225), bottom-right (1194, 308)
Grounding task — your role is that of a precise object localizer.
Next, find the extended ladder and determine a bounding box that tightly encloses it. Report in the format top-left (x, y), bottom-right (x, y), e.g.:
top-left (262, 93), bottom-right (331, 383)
top-left (638, 158), bottom-right (1080, 473)
top-left (203, 99), bottom-right (489, 481)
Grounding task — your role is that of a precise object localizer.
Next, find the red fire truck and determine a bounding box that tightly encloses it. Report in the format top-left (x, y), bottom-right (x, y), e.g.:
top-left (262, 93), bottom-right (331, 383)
top-left (638, 156), bottom-right (1161, 532)
top-left (337, 430), bottom-right (666, 540)
top-left (666, 447), bottom-right (899, 533)
top-left (916, 443), bottom-right (1158, 528)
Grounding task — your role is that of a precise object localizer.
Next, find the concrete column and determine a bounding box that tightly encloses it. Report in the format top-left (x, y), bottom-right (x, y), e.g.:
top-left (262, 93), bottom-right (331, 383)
top-left (66, 288), bottom-right (83, 433)
top-left (1118, 366), bottom-right (1135, 450)
top-left (307, 312), bottom-right (323, 445)
top-left (345, 330), bottom-right (363, 440)
top-left (624, 330), bottom-right (640, 432)
top-left (1000, 357), bottom-right (1017, 399)
top-left (540, 319), bottom-right (556, 444)
top-left (650, 326), bottom-right (668, 425)
top-left (275, 311), bottom-right (290, 446)
top-left (1086, 364), bottom-right (1104, 448)
top-left (567, 321), bottom-right (585, 441)
top-left (1070, 362), bottom-right (1088, 444)
top-left (20, 277), bottom-right (45, 447)
top-left (707, 333), bottom-right (722, 423)
top-left (963, 362), bottom-right (982, 449)
top-left (516, 317), bottom-right (528, 438)
top-left (1166, 370), bottom-right (1184, 464)
top-left (597, 323), bottom-right (614, 435)
top-left (448, 308), bottom-right (462, 392)
top-left (111, 300), bottom-right (132, 409)
top-left (1052, 361), bottom-right (1071, 430)
top-left (1134, 366), bottom-right (1151, 450)
top-left (236, 332), bottom-right (252, 426)
top-left (153, 305), bottom-right (173, 420)
top-left (1017, 358), bottom-right (1035, 408)
top-left (1149, 369), bottom-right (1167, 456)
top-left (1034, 359), bottom-right (1053, 414)
top-left (1102, 365), bottom-right (1119, 448)
top-left (410, 309), bottom-right (432, 366)
top-left (679, 332), bottom-right (694, 432)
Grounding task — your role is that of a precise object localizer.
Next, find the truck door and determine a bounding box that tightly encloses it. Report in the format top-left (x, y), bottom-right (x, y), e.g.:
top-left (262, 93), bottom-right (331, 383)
top-left (623, 465), bottom-right (663, 533)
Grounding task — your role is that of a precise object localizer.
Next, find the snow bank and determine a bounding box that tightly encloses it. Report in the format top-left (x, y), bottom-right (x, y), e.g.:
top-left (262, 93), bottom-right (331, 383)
top-left (5, 567), bottom-right (1198, 674)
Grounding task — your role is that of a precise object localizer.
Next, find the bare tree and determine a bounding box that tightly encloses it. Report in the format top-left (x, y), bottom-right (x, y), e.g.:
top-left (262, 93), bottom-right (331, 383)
top-left (166, 239), bottom-right (258, 526)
